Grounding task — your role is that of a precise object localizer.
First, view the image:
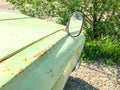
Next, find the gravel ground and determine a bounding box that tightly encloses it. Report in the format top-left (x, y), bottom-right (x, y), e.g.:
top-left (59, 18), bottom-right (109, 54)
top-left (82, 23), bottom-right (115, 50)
top-left (64, 63), bottom-right (120, 90)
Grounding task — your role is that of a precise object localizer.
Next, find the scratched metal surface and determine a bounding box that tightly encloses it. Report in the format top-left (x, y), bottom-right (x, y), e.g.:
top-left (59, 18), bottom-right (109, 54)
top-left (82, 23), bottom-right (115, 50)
top-left (0, 11), bottom-right (65, 62)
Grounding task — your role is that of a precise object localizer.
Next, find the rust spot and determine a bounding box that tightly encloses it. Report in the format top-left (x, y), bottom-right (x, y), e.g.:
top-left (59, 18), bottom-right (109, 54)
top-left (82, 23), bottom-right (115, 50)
top-left (22, 58), bottom-right (32, 64)
top-left (24, 58), bottom-right (27, 61)
top-left (22, 58), bottom-right (28, 62)
top-left (33, 50), bottom-right (47, 58)
top-left (19, 68), bottom-right (23, 73)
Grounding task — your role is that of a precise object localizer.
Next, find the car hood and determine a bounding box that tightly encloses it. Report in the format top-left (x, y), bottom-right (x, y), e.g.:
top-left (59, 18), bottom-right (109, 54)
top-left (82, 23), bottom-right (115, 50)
top-left (0, 11), bottom-right (65, 62)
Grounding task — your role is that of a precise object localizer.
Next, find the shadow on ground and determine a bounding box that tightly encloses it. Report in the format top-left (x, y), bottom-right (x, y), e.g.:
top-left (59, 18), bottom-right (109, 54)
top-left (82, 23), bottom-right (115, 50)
top-left (64, 76), bottom-right (99, 90)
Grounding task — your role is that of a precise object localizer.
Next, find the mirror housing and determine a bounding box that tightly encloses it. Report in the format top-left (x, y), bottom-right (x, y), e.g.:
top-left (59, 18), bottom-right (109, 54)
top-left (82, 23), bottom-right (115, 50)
top-left (66, 12), bottom-right (84, 37)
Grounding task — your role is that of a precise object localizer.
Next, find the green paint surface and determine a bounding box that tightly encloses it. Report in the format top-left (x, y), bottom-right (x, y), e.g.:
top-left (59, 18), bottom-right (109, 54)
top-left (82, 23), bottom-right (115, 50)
top-left (0, 11), bottom-right (85, 90)
top-left (0, 11), bottom-right (65, 61)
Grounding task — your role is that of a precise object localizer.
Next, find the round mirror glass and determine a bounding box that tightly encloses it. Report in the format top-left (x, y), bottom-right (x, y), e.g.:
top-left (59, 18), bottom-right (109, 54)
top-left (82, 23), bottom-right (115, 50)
top-left (66, 12), bottom-right (84, 37)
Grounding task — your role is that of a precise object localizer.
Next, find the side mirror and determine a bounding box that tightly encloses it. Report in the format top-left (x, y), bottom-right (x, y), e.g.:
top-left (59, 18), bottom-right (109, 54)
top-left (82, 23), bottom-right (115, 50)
top-left (66, 12), bottom-right (84, 37)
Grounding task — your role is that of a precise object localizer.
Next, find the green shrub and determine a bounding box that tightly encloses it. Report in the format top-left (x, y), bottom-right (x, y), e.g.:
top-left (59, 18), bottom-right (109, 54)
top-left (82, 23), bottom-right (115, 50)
top-left (82, 38), bottom-right (120, 66)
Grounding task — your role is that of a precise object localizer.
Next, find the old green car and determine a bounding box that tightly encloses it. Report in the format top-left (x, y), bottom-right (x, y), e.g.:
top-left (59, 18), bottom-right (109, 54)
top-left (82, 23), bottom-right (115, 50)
top-left (0, 11), bottom-right (85, 90)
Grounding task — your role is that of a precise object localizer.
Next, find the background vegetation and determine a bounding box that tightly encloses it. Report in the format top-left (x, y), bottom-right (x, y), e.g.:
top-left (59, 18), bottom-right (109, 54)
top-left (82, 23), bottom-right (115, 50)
top-left (7, 0), bottom-right (120, 66)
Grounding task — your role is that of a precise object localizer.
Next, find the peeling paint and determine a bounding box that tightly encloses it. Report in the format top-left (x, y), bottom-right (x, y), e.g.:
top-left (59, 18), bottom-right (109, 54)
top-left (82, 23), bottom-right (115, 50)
top-left (33, 50), bottom-right (47, 58)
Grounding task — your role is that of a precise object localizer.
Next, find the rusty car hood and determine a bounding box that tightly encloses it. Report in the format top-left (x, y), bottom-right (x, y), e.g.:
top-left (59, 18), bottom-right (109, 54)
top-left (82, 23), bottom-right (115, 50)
top-left (0, 11), bottom-right (65, 62)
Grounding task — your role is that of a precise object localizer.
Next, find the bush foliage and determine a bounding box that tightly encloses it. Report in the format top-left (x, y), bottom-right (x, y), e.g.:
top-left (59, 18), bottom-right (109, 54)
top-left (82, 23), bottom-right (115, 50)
top-left (82, 38), bottom-right (120, 66)
top-left (7, 0), bottom-right (120, 40)
top-left (7, 0), bottom-right (120, 66)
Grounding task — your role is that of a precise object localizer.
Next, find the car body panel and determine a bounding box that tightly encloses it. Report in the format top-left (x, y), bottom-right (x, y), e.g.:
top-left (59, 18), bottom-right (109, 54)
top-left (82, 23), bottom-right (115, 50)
top-left (0, 11), bottom-right (85, 90)
top-left (0, 11), bottom-right (65, 62)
